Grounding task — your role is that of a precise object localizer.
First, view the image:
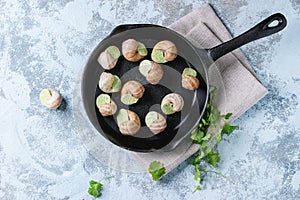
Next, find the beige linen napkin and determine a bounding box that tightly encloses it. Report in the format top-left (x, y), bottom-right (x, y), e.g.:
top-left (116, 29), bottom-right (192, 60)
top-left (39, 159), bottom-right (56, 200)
top-left (132, 3), bottom-right (268, 174)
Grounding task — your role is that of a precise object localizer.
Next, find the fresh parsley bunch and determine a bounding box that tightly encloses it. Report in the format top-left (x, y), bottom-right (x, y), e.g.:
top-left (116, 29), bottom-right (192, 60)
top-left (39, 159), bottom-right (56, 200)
top-left (191, 87), bottom-right (237, 190)
top-left (148, 87), bottom-right (238, 190)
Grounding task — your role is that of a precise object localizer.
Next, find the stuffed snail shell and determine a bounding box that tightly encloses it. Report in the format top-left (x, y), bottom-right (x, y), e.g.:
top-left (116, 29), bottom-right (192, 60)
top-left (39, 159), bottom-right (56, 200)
top-left (122, 39), bottom-right (147, 62)
top-left (97, 46), bottom-right (120, 70)
top-left (121, 80), bottom-right (145, 105)
top-left (139, 60), bottom-right (164, 85)
top-left (39, 88), bottom-right (62, 110)
top-left (181, 68), bottom-right (200, 90)
top-left (151, 40), bottom-right (177, 63)
top-left (145, 111), bottom-right (167, 134)
top-left (161, 93), bottom-right (184, 115)
top-left (117, 109), bottom-right (141, 136)
top-left (96, 94), bottom-right (117, 116)
top-left (98, 72), bottom-right (121, 93)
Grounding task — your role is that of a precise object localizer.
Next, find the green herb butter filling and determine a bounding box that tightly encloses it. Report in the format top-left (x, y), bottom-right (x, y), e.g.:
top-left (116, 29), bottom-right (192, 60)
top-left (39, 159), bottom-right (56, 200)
top-left (183, 68), bottom-right (197, 77)
top-left (96, 94), bottom-right (111, 108)
top-left (161, 103), bottom-right (175, 115)
top-left (111, 75), bottom-right (121, 92)
top-left (106, 46), bottom-right (120, 59)
top-left (39, 89), bottom-right (51, 105)
top-left (145, 111), bottom-right (158, 126)
top-left (151, 49), bottom-right (166, 63)
top-left (139, 60), bottom-right (152, 77)
top-left (121, 93), bottom-right (139, 105)
top-left (137, 42), bottom-right (148, 56)
top-left (117, 109), bottom-right (129, 126)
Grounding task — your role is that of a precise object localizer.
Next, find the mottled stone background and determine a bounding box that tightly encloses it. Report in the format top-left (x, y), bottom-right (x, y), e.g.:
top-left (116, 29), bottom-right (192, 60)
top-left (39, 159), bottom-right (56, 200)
top-left (1, 0), bottom-right (300, 199)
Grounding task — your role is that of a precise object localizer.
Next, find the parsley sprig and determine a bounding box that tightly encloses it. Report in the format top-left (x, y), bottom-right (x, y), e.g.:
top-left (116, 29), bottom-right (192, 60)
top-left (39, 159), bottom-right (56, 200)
top-left (148, 161), bottom-right (166, 181)
top-left (147, 87), bottom-right (237, 190)
top-left (191, 87), bottom-right (237, 190)
top-left (88, 176), bottom-right (114, 198)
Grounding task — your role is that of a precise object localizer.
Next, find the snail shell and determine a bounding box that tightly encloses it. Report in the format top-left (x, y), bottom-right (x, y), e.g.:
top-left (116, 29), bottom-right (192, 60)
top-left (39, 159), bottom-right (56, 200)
top-left (97, 46), bottom-right (120, 70)
top-left (98, 102), bottom-right (117, 116)
top-left (98, 72), bottom-right (121, 93)
top-left (122, 39), bottom-right (147, 62)
top-left (118, 109), bottom-right (141, 136)
top-left (181, 68), bottom-right (200, 90)
top-left (161, 93), bottom-right (184, 115)
top-left (182, 76), bottom-right (200, 90)
top-left (98, 51), bottom-right (116, 70)
top-left (151, 40), bottom-right (177, 63)
top-left (39, 88), bottom-right (62, 110)
top-left (145, 111), bottom-right (167, 134)
top-left (139, 60), bottom-right (164, 85)
top-left (121, 80), bottom-right (145, 99)
top-left (96, 94), bottom-right (117, 116)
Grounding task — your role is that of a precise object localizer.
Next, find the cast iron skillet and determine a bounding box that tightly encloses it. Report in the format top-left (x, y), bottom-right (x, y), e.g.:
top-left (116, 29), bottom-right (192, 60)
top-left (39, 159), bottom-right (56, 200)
top-left (82, 13), bottom-right (287, 152)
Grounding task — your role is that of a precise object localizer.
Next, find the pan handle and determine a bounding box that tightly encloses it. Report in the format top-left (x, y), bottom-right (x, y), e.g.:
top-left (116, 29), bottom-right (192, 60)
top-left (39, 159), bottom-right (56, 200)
top-left (207, 13), bottom-right (287, 61)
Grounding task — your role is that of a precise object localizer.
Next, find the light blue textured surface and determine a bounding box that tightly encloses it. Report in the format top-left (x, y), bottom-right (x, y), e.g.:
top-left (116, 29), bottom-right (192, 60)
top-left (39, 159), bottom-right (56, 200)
top-left (1, 0), bottom-right (300, 199)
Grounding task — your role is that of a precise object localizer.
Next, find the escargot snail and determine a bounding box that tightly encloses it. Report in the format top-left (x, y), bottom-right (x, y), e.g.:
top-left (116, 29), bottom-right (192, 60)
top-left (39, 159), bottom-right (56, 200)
top-left (98, 72), bottom-right (121, 93)
top-left (122, 39), bottom-right (147, 62)
top-left (151, 40), bottom-right (177, 63)
top-left (96, 94), bottom-right (117, 116)
top-left (145, 111), bottom-right (167, 134)
top-left (161, 93), bottom-right (184, 115)
top-left (117, 109), bottom-right (141, 136)
top-left (97, 45), bottom-right (120, 70)
top-left (181, 68), bottom-right (200, 90)
top-left (39, 88), bottom-right (62, 110)
top-left (121, 80), bottom-right (145, 105)
top-left (139, 60), bottom-right (164, 85)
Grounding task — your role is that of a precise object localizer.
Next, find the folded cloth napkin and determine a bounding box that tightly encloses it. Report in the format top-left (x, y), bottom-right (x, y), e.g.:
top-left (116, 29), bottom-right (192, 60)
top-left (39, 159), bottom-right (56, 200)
top-left (132, 3), bottom-right (268, 174)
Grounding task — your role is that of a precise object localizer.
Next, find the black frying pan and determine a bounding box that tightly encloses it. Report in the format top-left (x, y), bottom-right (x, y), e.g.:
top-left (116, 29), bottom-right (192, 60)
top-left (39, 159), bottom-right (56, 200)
top-left (82, 13), bottom-right (287, 152)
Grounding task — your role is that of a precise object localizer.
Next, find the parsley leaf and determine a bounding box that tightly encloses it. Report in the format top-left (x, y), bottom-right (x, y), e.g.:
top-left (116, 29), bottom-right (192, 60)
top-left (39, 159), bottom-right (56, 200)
top-left (88, 180), bottom-right (103, 197)
top-left (224, 113), bottom-right (233, 120)
top-left (88, 176), bottom-right (114, 198)
top-left (207, 151), bottom-right (220, 168)
top-left (191, 128), bottom-right (204, 143)
top-left (193, 185), bottom-right (201, 192)
top-left (148, 161), bottom-right (166, 181)
top-left (222, 122), bottom-right (238, 135)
